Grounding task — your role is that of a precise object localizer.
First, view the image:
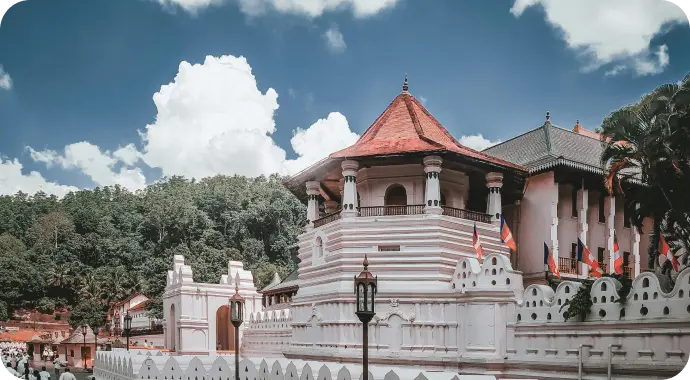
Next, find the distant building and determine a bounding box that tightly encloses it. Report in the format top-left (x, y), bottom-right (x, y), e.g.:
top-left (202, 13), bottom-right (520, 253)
top-left (107, 294), bottom-right (161, 335)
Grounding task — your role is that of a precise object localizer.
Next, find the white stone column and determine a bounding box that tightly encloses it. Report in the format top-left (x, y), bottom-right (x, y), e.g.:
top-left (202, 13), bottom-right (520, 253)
top-left (341, 160), bottom-right (359, 218)
top-left (324, 200), bottom-right (339, 215)
top-left (577, 188), bottom-right (589, 276)
top-left (631, 222), bottom-right (641, 277)
top-left (605, 195), bottom-right (616, 272)
top-left (486, 172), bottom-right (504, 223)
top-left (550, 182), bottom-right (560, 263)
top-left (306, 181), bottom-right (321, 227)
top-left (423, 156), bottom-right (443, 215)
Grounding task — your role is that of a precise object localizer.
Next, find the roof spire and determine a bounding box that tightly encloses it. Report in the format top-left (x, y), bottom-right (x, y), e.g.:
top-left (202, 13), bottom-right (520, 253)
top-left (576, 119), bottom-right (580, 126)
top-left (545, 111), bottom-right (551, 124)
top-left (402, 74), bottom-right (409, 93)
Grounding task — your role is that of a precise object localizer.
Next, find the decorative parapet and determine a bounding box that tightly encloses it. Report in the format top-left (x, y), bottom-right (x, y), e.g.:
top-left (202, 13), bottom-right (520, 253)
top-left (515, 268), bottom-right (690, 323)
top-left (94, 350), bottom-right (469, 380)
top-left (450, 253), bottom-right (524, 298)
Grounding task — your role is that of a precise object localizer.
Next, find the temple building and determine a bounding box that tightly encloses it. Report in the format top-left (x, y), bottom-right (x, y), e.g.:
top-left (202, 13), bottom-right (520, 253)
top-left (137, 79), bottom-right (688, 380)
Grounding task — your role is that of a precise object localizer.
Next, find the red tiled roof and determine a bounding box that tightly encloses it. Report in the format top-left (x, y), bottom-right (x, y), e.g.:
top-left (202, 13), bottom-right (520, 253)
top-left (0, 330), bottom-right (39, 343)
top-left (128, 299), bottom-right (153, 312)
top-left (573, 122), bottom-right (611, 142)
top-left (329, 91), bottom-right (524, 171)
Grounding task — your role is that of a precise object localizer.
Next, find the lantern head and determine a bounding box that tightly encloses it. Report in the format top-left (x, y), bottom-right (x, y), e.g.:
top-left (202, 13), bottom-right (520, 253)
top-left (354, 255), bottom-right (377, 321)
top-left (230, 282), bottom-right (245, 328)
top-left (124, 310), bottom-right (132, 332)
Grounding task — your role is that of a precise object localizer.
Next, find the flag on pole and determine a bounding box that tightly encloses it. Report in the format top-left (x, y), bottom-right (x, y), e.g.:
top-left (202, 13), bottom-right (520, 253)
top-left (500, 216), bottom-right (517, 252)
top-left (544, 242), bottom-right (561, 279)
top-left (659, 235), bottom-right (680, 272)
top-left (612, 233), bottom-right (623, 275)
top-left (473, 224), bottom-right (484, 262)
top-left (577, 238), bottom-right (602, 278)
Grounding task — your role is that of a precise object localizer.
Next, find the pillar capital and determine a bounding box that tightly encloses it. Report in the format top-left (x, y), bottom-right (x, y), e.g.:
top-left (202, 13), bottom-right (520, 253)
top-left (306, 181), bottom-right (321, 196)
top-left (341, 159), bottom-right (359, 174)
top-left (485, 172), bottom-right (504, 189)
top-left (423, 155), bottom-right (443, 173)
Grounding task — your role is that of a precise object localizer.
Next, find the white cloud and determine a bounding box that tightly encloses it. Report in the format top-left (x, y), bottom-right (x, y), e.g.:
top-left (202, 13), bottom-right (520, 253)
top-left (510, 0), bottom-right (687, 76)
top-left (138, 54), bottom-right (358, 178)
top-left (11, 54), bottom-right (359, 196)
top-left (284, 112), bottom-right (359, 174)
top-left (459, 134), bottom-right (501, 151)
top-left (323, 26), bottom-right (346, 54)
top-left (156, 0), bottom-right (399, 17)
top-left (0, 65), bottom-right (12, 90)
top-left (0, 158), bottom-right (77, 197)
top-left (419, 96), bottom-right (428, 105)
top-left (28, 142), bottom-right (147, 191)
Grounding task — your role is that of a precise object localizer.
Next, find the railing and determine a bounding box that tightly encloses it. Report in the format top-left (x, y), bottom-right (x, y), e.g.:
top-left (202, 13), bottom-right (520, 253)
top-left (623, 266), bottom-right (633, 279)
top-left (559, 257), bottom-right (579, 275)
top-left (357, 205), bottom-right (425, 217)
top-left (442, 206), bottom-right (493, 224)
top-left (313, 211), bottom-right (341, 228)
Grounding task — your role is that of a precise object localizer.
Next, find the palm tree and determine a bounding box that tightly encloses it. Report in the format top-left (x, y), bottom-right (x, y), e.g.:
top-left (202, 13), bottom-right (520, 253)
top-left (599, 73), bottom-right (690, 273)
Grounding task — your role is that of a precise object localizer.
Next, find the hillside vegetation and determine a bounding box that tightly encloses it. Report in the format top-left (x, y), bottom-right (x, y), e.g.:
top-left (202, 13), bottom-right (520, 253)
top-left (0, 174), bottom-right (305, 328)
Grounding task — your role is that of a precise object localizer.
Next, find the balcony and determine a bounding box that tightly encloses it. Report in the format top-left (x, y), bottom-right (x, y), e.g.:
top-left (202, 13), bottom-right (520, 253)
top-left (313, 212), bottom-right (341, 228)
top-left (312, 205), bottom-right (492, 228)
top-left (559, 257), bottom-right (579, 275)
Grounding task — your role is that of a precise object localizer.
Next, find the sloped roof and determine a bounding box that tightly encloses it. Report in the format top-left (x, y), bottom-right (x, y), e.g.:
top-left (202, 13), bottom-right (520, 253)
top-left (261, 269), bottom-right (299, 293)
top-left (0, 330), bottom-right (38, 343)
top-left (329, 83), bottom-right (524, 171)
top-left (483, 120), bottom-right (606, 174)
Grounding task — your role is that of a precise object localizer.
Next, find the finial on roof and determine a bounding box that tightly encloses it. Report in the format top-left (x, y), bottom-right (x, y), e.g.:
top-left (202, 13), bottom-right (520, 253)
top-left (363, 254), bottom-right (369, 269)
top-left (545, 111), bottom-right (551, 123)
top-left (402, 75), bottom-right (409, 93)
top-left (576, 119), bottom-right (580, 126)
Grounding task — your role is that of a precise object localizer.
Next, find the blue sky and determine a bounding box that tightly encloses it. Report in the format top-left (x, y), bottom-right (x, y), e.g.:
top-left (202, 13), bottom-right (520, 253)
top-left (0, 0), bottom-right (689, 195)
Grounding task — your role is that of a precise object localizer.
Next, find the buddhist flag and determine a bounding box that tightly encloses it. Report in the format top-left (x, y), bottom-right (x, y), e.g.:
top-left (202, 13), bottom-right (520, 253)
top-left (500, 216), bottom-right (517, 252)
top-left (544, 242), bottom-right (561, 279)
top-left (659, 235), bottom-right (680, 272)
top-left (577, 238), bottom-right (602, 278)
top-left (612, 233), bottom-right (623, 275)
top-left (473, 224), bottom-right (484, 262)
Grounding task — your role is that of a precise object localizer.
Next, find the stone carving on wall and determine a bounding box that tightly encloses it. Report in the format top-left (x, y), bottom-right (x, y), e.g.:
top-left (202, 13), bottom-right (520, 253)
top-left (375, 298), bottom-right (415, 323)
top-left (308, 303), bottom-right (323, 322)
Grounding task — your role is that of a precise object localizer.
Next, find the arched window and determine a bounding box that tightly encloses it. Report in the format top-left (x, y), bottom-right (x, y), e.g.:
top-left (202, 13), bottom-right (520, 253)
top-left (385, 185), bottom-right (407, 206)
top-left (440, 192), bottom-right (447, 207)
top-left (315, 237), bottom-right (323, 258)
top-left (385, 185), bottom-right (407, 215)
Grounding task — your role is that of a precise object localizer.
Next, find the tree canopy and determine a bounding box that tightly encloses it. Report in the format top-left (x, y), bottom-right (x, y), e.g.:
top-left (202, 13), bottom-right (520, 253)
top-left (599, 72), bottom-right (690, 280)
top-left (0, 174), bottom-right (305, 327)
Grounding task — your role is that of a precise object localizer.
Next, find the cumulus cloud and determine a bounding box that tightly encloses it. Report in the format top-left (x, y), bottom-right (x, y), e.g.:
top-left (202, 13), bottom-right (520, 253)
top-left (11, 54), bottom-right (359, 196)
top-left (156, 0), bottom-right (399, 17)
top-left (0, 65), bottom-right (12, 90)
top-left (138, 55), bottom-right (358, 178)
top-left (0, 158), bottom-right (78, 197)
top-left (28, 142), bottom-right (148, 191)
top-left (510, 0), bottom-right (687, 76)
top-left (323, 26), bottom-right (346, 54)
top-left (459, 134), bottom-right (500, 151)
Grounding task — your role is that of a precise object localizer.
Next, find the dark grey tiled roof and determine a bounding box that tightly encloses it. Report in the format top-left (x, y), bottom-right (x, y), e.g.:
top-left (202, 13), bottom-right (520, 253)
top-left (483, 123), bottom-right (605, 174)
top-left (261, 268), bottom-right (299, 292)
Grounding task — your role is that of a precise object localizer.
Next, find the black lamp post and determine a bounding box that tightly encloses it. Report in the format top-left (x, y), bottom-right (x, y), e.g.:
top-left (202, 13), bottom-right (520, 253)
top-left (229, 282), bottom-right (244, 380)
top-left (354, 255), bottom-right (377, 380)
top-left (92, 326), bottom-right (100, 369)
top-left (123, 311), bottom-right (132, 351)
top-left (80, 325), bottom-right (87, 369)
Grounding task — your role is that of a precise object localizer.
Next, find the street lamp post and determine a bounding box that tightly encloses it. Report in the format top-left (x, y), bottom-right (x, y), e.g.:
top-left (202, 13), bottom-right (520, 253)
top-left (80, 325), bottom-right (87, 369)
top-left (92, 326), bottom-right (100, 369)
top-left (354, 255), bottom-right (377, 380)
top-left (229, 282), bottom-right (245, 380)
top-left (124, 311), bottom-right (132, 351)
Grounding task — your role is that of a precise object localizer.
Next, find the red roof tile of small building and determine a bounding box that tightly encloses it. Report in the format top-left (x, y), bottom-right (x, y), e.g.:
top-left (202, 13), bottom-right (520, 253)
top-left (329, 85), bottom-right (524, 171)
top-left (128, 299), bottom-right (153, 312)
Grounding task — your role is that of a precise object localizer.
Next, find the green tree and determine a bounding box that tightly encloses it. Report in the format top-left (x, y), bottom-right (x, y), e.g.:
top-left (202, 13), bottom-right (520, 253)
top-left (600, 73), bottom-right (690, 276)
